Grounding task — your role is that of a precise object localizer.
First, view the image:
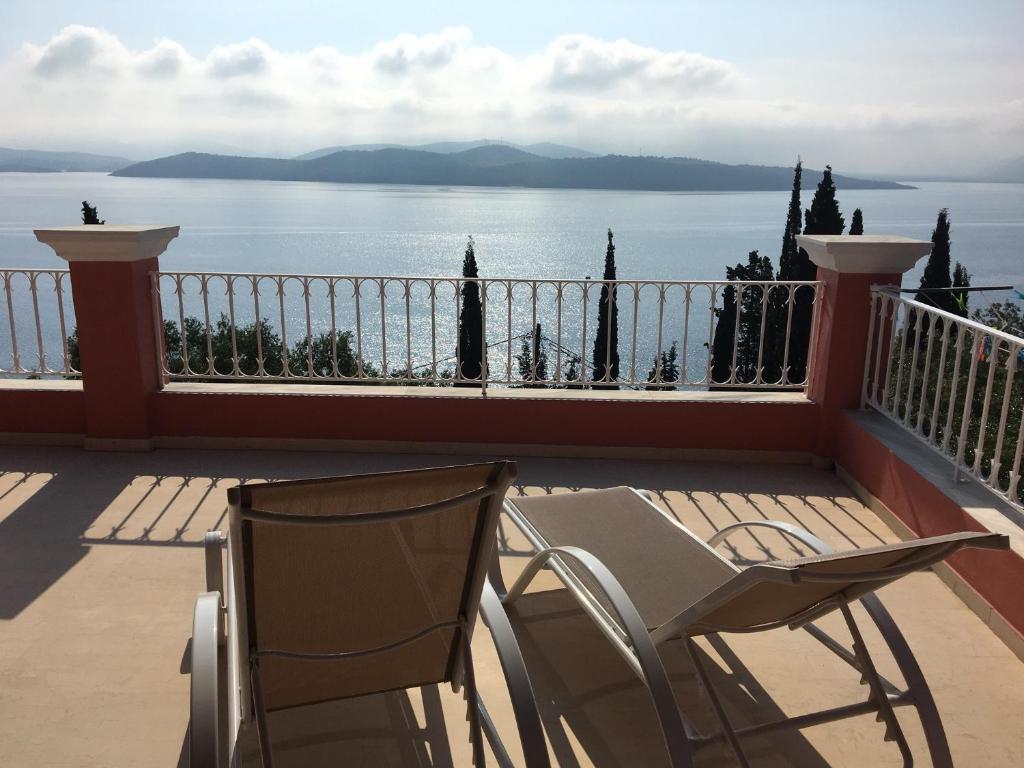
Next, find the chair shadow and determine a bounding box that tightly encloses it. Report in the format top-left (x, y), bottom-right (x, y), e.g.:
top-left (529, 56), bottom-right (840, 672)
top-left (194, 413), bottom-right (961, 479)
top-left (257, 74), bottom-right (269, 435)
top-left (230, 684), bottom-right (457, 768)
top-left (507, 589), bottom-right (833, 768)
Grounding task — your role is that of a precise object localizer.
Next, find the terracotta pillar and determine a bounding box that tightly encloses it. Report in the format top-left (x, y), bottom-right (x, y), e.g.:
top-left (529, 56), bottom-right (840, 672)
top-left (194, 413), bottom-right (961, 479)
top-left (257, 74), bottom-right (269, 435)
top-left (798, 235), bottom-right (931, 462)
top-left (35, 225), bottom-right (179, 450)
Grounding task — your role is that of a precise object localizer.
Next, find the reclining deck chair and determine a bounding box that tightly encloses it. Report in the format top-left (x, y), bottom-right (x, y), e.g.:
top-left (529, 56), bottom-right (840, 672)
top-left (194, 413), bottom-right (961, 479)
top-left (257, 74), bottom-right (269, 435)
top-left (495, 486), bottom-right (1008, 768)
top-left (189, 462), bottom-right (550, 768)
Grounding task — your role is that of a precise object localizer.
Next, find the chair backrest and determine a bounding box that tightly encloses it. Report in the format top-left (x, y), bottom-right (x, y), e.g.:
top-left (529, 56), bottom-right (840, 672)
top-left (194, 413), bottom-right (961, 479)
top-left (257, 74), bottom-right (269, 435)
top-left (657, 531), bottom-right (1007, 639)
top-left (227, 461), bottom-right (516, 713)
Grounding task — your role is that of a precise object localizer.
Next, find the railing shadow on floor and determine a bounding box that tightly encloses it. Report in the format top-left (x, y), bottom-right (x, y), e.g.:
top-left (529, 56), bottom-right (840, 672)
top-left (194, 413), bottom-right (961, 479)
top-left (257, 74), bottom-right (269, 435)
top-left (505, 588), bottom-right (833, 768)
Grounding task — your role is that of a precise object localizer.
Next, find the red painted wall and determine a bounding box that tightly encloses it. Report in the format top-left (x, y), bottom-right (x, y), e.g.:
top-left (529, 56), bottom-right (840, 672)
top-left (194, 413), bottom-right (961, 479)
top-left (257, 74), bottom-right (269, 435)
top-left (150, 389), bottom-right (820, 452)
top-left (0, 388), bottom-right (85, 434)
top-left (835, 411), bottom-right (1024, 636)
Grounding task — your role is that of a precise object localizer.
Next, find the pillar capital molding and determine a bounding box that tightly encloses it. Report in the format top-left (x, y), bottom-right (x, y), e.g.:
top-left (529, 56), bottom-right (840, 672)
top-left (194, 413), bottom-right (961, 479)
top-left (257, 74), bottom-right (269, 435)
top-left (34, 225), bottom-right (179, 263)
top-left (796, 235), bottom-right (930, 275)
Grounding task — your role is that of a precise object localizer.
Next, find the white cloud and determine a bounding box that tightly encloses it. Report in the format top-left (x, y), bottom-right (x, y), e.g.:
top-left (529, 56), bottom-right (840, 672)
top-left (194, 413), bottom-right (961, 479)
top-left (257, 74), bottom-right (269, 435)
top-left (372, 27), bottom-right (472, 74)
top-left (544, 34), bottom-right (739, 94)
top-left (29, 25), bottom-right (127, 78)
top-left (2, 25), bottom-right (1020, 173)
top-left (206, 39), bottom-right (273, 78)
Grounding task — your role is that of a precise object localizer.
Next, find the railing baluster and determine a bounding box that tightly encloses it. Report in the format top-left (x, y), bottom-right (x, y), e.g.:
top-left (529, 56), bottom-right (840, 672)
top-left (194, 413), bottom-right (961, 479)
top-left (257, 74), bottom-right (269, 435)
top-left (56, 271), bottom-right (72, 375)
top-left (704, 284), bottom-right (717, 386)
top-left (988, 345), bottom-right (1017, 491)
top-left (277, 277), bottom-right (290, 377)
top-left (353, 278), bottom-right (364, 378)
top-left (28, 272), bottom-right (45, 373)
top-left (201, 274), bottom-right (215, 376)
top-left (378, 278), bottom-right (388, 379)
top-left (405, 279), bottom-right (413, 381)
top-left (861, 289), bottom-right (879, 408)
top-left (175, 274), bottom-right (190, 376)
top-left (729, 284), bottom-right (743, 385)
top-left (915, 311), bottom-right (938, 434)
top-left (681, 285), bottom-right (691, 386)
top-left (252, 276), bottom-right (265, 376)
top-left (941, 325), bottom-right (966, 455)
top-left (928, 322), bottom-right (951, 443)
top-left (226, 276), bottom-right (240, 376)
top-left (3, 272), bottom-right (20, 373)
top-left (328, 278), bottom-right (339, 378)
top-left (971, 335), bottom-right (1000, 477)
top-left (903, 305), bottom-right (925, 427)
top-left (554, 284), bottom-right (564, 383)
top-left (629, 283), bottom-right (640, 386)
top-left (781, 284), bottom-right (796, 386)
top-left (303, 276), bottom-right (314, 378)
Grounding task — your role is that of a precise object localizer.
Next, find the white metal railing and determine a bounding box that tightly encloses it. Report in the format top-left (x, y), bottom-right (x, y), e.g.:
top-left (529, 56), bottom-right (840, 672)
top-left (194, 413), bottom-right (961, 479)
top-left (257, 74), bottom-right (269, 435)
top-left (863, 286), bottom-right (1024, 511)
top-left (0, 269), bottom-right (78, 378)
top-left (151, 271), bottom-right (820, 391)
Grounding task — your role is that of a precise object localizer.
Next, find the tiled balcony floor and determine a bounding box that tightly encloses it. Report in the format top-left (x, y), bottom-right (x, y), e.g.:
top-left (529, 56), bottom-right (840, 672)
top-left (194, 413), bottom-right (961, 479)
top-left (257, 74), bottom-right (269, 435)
top-left (0, 445), bottom-right (1021, 767)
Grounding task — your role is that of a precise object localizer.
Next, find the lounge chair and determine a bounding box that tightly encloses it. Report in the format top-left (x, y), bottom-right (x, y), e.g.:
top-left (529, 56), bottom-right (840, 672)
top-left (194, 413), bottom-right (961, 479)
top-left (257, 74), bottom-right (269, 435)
top-left (495, 486), bottom-right (1008, 768)
top-left (189, 461), bottom-right (551, 768)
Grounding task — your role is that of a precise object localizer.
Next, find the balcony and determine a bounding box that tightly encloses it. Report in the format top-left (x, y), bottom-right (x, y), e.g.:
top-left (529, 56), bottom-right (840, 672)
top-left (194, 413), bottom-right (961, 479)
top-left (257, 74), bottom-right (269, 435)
top-left (1, 226), bottom-right (1022, 766)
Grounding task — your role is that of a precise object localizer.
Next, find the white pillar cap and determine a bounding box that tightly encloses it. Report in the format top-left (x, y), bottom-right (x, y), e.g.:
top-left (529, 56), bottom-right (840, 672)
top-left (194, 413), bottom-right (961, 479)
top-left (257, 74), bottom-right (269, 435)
top-left (796, 235), bottom-right (931, 274)
top-left (34, 225), bottom-right (180, 263)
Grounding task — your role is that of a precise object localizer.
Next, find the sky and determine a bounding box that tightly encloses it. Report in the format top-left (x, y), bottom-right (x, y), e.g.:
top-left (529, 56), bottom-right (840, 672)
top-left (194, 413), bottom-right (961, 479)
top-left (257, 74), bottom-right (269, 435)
top-left (1, 0), bottom-right (1022, 175)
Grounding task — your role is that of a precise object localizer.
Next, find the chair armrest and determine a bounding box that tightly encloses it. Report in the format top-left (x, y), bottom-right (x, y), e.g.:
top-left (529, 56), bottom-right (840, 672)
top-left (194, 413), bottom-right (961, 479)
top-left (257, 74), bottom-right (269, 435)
top-left (707, 520), bottom-right (834, 555)
top-left (204, 531), bottom-right (226, 600)
top-left (191, 591), bottom-right (223, 768)
top-left (479, 577), bottom-right (551, 768)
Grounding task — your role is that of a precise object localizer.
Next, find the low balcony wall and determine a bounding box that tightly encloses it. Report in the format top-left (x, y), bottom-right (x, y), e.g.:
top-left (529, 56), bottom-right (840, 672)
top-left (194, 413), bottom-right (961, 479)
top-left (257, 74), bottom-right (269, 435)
top-left (150, 384), bottom-right (819, 456)
top-left (836, 409), bottom-right (1024, 654)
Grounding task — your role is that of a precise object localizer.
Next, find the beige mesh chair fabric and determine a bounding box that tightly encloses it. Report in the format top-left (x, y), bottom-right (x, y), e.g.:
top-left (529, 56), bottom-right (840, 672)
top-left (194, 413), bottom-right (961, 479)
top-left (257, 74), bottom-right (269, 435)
top-left (507, 487), bottom-right (1006, 639)
top-left (228, 462), bottom-right (514, 714)
top-left (501, 486), bottom-right (1008, 767)
top-left (508, 487), bottom-right (739, 631)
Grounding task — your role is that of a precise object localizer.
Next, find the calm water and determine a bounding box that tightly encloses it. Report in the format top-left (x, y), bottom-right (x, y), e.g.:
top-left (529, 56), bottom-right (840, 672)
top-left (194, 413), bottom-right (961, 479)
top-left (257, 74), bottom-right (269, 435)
top-left (0, 173), bottom-right (1021, 286)
top-left (0, 173), bottom-right (1021, 380)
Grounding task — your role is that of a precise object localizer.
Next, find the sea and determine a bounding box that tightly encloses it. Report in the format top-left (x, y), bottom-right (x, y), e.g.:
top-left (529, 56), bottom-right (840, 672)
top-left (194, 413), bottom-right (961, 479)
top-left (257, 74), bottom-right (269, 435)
top-left (0, 172), bottom-right (1021, 379)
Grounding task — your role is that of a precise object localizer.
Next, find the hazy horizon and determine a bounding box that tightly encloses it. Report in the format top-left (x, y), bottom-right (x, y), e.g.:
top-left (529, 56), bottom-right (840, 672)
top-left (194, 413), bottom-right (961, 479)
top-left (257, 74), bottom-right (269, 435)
top-left (1, 1), bottom-right (1022, 176)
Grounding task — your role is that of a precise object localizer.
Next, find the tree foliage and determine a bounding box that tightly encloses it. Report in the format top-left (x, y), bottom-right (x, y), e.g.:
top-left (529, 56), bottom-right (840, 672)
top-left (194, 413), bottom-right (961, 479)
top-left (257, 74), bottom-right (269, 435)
top-left (515, 323), bottom-right (549, 387)
top-left (81, 201), bottom-right (104, 225)
top-left (711, 251), bottom-right (776, 384)
top-left (850, 208), bottom-right (864, 235)
top-left (457, 236), bottom-right (484, 382)
top-left (646, 341), bottom-right (679, 390)
top-left (592, 228), bottom-right (620, 386)
top-left (915, 209), bottom-right (955, 314)
top-left (952, 262), bottom-right (971, 318)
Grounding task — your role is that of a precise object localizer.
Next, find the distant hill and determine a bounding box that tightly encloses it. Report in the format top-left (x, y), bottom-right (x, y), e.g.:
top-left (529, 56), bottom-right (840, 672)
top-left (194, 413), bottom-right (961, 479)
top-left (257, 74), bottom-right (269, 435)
top-left (114, 145), bottom-right (913, 192)
top-left (295, 139), bottom-right (597, 161)
top-left (0, 147), bottom-right (132, 172)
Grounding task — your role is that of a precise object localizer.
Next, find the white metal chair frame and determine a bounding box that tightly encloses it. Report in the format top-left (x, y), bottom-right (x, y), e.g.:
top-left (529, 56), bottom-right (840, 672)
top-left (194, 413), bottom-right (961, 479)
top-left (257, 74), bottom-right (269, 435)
top-left (494, 489), bottom-right (975, 768)
top-left (189, 471), bottom-right (552, 768)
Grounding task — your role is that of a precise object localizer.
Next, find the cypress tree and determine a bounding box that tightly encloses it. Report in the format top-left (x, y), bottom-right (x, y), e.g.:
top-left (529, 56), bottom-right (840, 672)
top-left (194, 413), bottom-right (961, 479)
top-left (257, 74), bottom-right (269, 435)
top-left (777, 160), bottom-right (804, 281)
top-left (915, 209), bottom-right (954, 314)
top-left (81, 201), bottom-right (104, 225)
top-left (788, 165), bottom-right (846, 382)
top-left (767, 160), bottom-right (804, 383)
top-left (952, 262), bottom-right (971, 318)
top-left (803, 166), bottom-right (846, 236)
top-left (711, 251), bottom-right (775, 384)
top-left (457, 236), bottom-right (484, 382)
top-left (646, 341), bottom-right (679, 390)
top-left (516, 323), bottom-right (548, 387)
top-left (850, 208), bottom-right (864, 235)
top-left (592, 228), bottom-right (620, 387)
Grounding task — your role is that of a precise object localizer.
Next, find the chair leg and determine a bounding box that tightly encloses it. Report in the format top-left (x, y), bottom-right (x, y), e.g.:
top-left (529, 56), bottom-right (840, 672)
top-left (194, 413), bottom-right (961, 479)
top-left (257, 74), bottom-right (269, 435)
top-left (683, 637), bottom-right (751, 768)
top-left (249, 662), bottom-right (276, 768)
top-left (460, 629), bottom-right (487, 768)
top-left (856, 593), bottom-right (953, 768)
top-left (840, 604), bottom-right (913, 768)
